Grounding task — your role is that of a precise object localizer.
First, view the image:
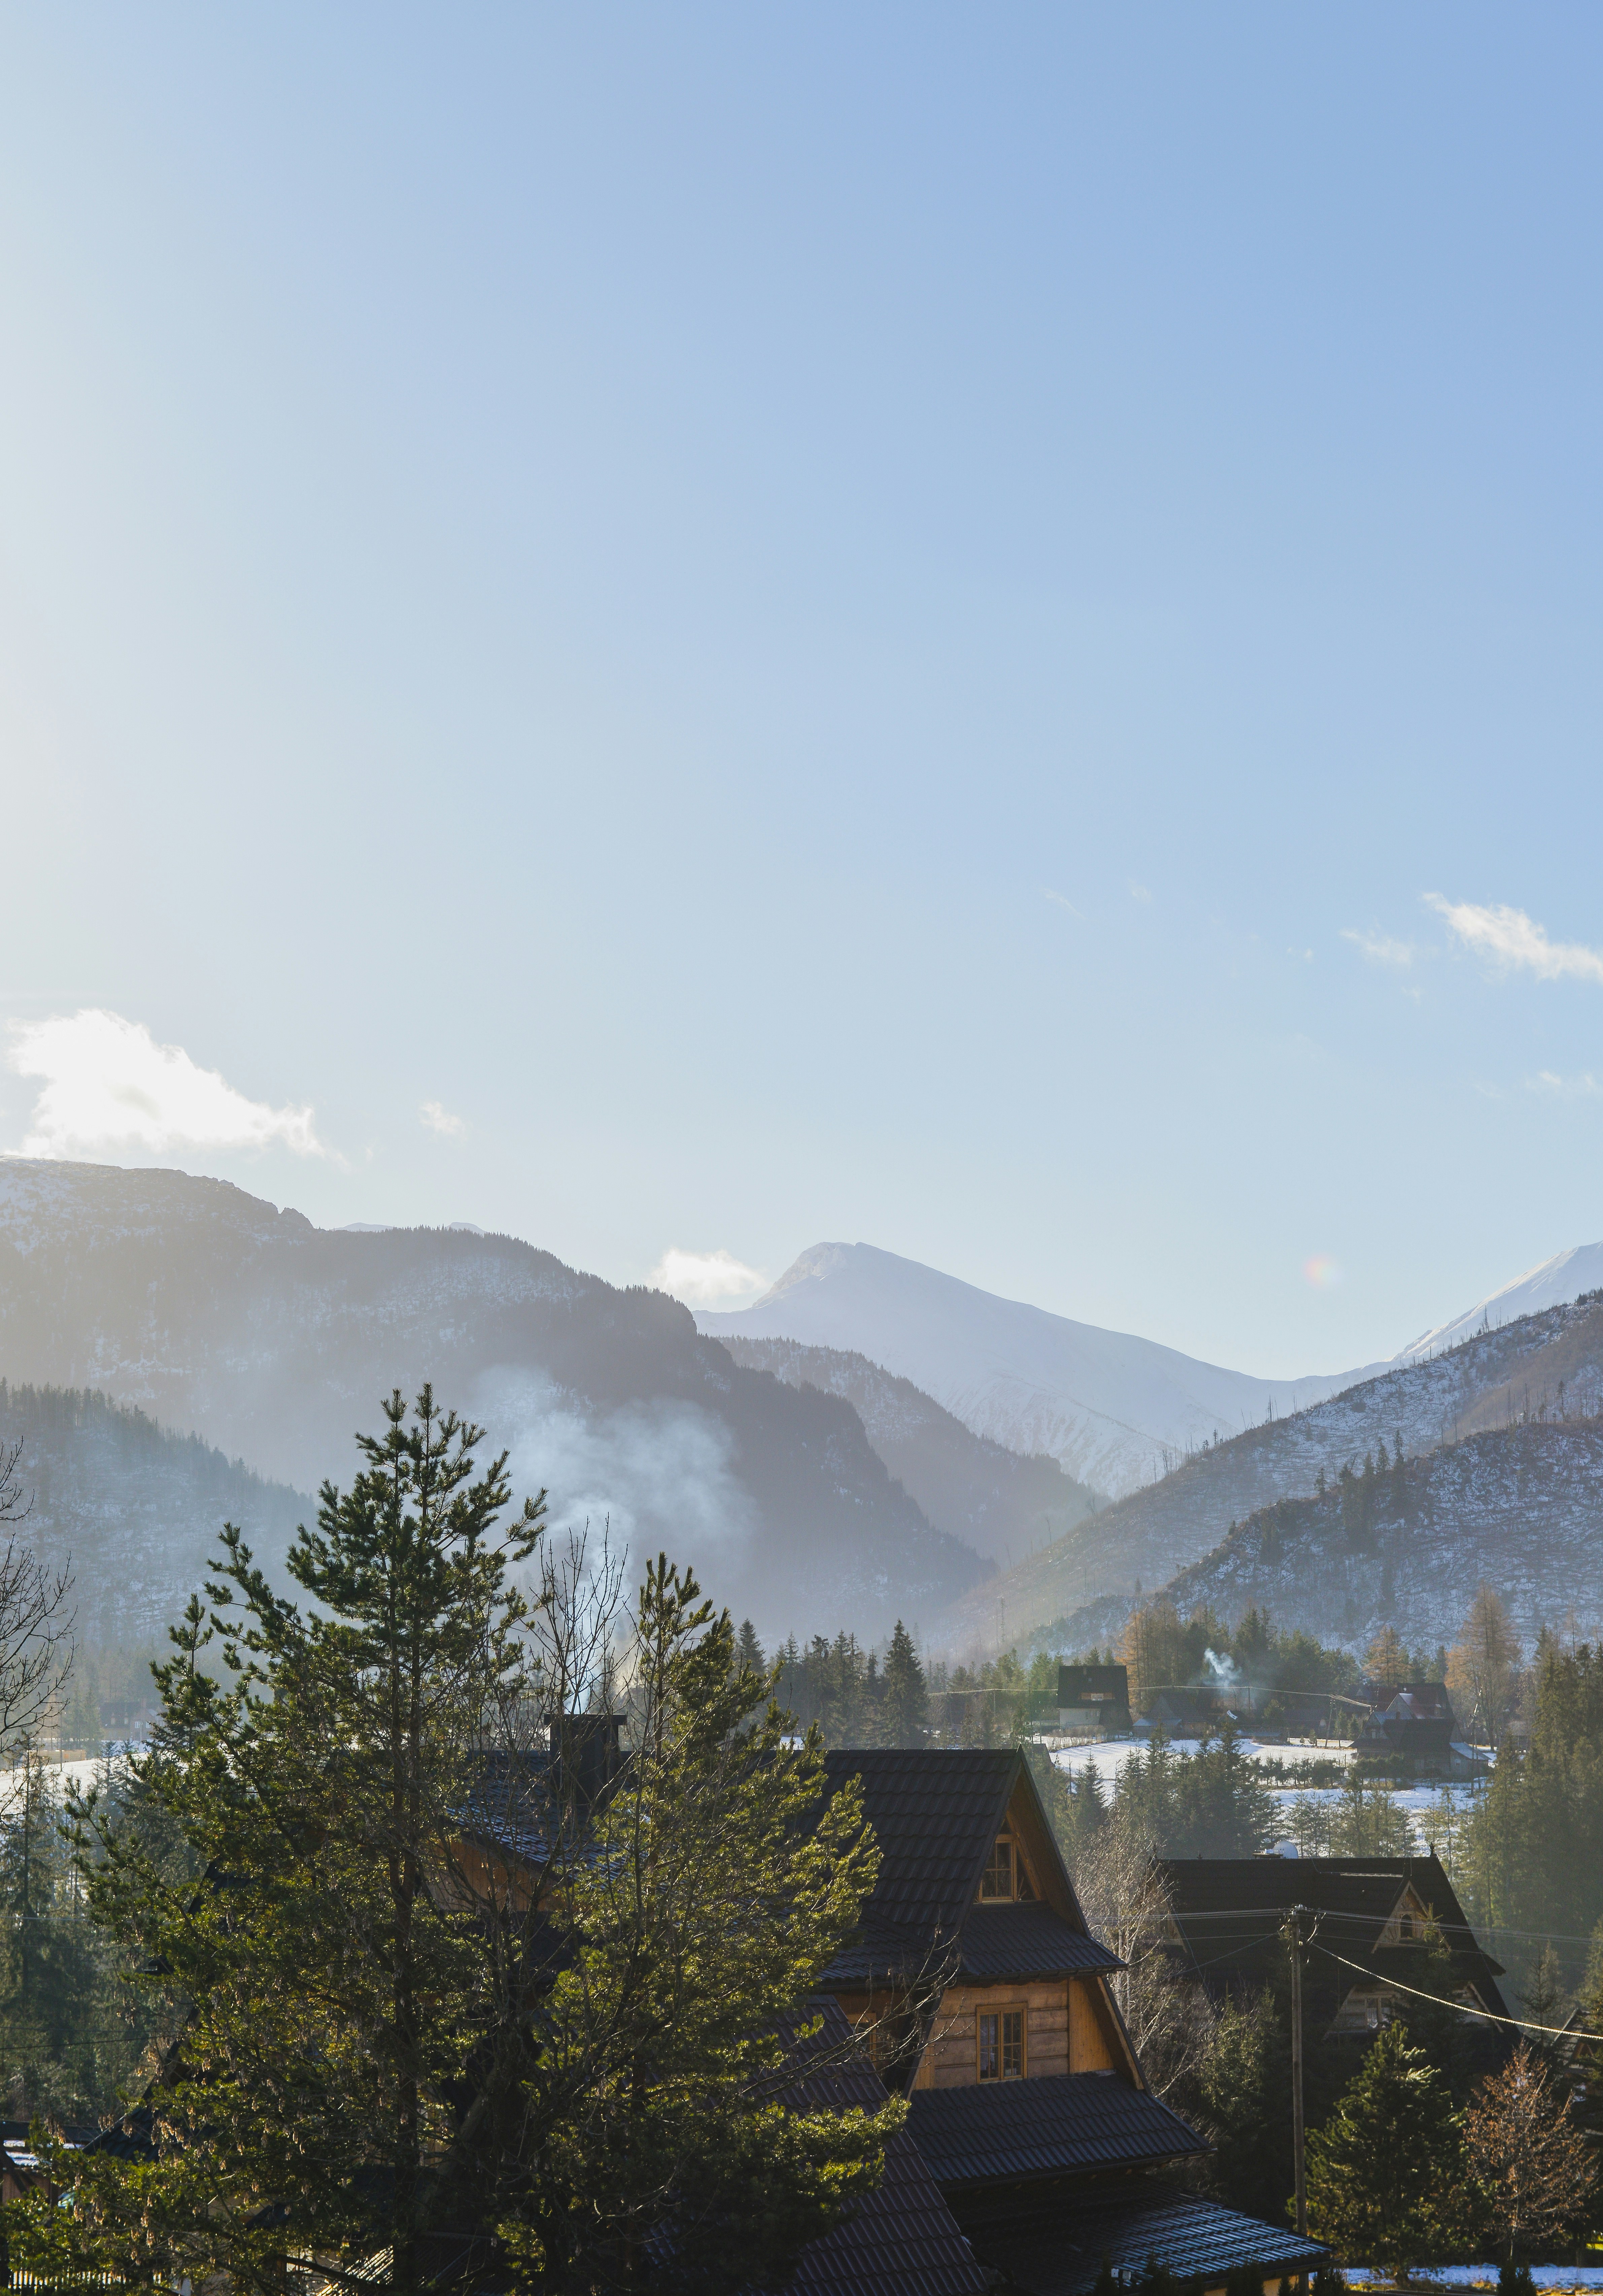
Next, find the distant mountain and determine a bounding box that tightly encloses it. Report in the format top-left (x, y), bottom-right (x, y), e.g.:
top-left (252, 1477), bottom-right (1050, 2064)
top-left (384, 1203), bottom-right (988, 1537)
top-left (716, 1335), bottom-right (1103, 1565)
top-left (1398, 1242), bottom-right (1603, 1362)
top-left (1144, 1418), bottom-right (1603, 1659)
top-left (0, 1161), bottom-right (989, 1641)
top-left (698, 1243), bottom-right (1384, 1496)
top-left (0, 1380), bottom-right (307, 1651)
top-left (938, 1291), bottom-right (1603, 1653)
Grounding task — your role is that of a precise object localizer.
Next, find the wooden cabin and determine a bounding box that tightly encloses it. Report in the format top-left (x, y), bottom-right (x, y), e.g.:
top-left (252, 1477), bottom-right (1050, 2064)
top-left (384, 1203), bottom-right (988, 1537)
top-left (818, 1750), bottom-right (1328, 2296)
top-left (1157, 1852), bottom-right (1509, 2041)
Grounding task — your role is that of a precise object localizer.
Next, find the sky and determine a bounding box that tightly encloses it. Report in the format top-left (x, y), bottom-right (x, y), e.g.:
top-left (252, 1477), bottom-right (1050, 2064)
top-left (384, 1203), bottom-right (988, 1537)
top-left (2, 4), bottom-right (1602, 1378)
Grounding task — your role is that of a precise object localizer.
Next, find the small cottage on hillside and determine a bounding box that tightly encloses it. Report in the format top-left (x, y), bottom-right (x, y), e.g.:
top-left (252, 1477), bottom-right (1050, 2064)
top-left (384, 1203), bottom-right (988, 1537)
top-left (819, 1750), bottom-right (1328, 2295)
top-left (1354, 1683), bottom-right (1457, 1769)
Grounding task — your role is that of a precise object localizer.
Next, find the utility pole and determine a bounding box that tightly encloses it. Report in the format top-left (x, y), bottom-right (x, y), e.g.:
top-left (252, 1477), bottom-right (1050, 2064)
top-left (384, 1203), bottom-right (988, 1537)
top-left (1286, 1904), bottom-right (1308, 2237)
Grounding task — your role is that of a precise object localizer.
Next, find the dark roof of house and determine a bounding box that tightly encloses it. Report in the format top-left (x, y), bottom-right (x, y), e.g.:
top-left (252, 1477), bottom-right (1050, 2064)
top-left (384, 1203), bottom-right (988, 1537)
top-left (906, 2073), bottom-right (1206, 2191)
top-left (456, 1748), bottom-right (555, 1866)
top-left (770, 1997), bottom-right (990, 2296)
top-left (1157, 1854), bottom-right (1509, 2021)
top-left (965, 2179), bottom-right (1328, 2294)
top-left (822, 1750), bottom-right (1020, 1940)
top-left (957, 1906), bottom-right (1121, 1983)
top-left (820, 1750), bottom-right (1104, 1991)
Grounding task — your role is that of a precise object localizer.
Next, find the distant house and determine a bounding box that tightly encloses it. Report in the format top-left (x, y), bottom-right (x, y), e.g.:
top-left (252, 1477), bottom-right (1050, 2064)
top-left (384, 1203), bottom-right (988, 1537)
top-left (819, 1748), bottom-right (1328, 2295)
top-left (1355, 1682), bottom-right (1457, 1768)
top-left (1141, 1686), bottom-right (1223, 1736)
top-left (1058, 1662), bottom-right (1131, 1734)
top-left (1156, 1853), bottom-right (1510, 2041)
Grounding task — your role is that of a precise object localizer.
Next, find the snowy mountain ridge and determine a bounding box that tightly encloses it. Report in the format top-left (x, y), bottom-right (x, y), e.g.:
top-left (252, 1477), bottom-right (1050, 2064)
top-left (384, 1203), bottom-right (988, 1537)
top-left (698, 1242), bottom-right (1390, 1496)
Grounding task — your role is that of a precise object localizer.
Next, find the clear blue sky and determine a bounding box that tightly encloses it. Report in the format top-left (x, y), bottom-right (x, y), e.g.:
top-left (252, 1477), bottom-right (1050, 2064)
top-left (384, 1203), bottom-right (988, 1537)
top-left (3, 4), bottom-right (1601, 1375)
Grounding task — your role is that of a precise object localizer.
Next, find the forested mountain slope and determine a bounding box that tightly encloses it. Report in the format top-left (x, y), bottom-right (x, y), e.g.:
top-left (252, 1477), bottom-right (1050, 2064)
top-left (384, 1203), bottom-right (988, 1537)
top-left (936, 1292), bottom-right (1603, 1651)
top-left (0, 1381), bottom-right (306, 1650)
top-left (0, 1160), bottom-right (989, 1639)
top-left (716, 1334), bottom-right (1103, 1563)
top-left (1154, 1418), bottom-right (1603, 1656)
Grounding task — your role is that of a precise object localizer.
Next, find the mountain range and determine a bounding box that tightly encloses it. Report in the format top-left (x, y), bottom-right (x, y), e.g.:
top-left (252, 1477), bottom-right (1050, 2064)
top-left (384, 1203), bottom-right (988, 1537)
top-left (0, 1160), bottom-right (988, 1642)
top-left (940, 1288), bottom-right (1603, 1654)
top-left (699, 1242), bottom-right (1390, 1494)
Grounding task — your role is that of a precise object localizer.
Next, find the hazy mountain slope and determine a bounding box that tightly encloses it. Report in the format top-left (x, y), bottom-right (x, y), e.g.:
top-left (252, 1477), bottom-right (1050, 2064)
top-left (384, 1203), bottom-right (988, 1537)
top-left (1152, 1420), bottom-right (1603, 1657)
top-left (0, 1380), bottom-right (307, 1650)
top-left (0, 1160), bottom-right (989, 1639)
top-left (1399, 1242), bottom-right (1603, 1362)
top-left (716, 1335), bottom-right (1104, 1564)
top-left (935, 1292), bottom-right (1603, 1652)
top-left (698, 1242), bottom-right (1384, 1496)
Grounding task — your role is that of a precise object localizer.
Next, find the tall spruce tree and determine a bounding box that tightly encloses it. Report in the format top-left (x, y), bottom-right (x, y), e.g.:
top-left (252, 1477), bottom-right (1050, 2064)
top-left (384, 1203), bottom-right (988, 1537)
top-left (881, 1621), bottom-right (927, 1746)
top-left (22, 1388), bottom-right (545, 2296)
top-left (1305, 2022), bottom-right (1480, 2276)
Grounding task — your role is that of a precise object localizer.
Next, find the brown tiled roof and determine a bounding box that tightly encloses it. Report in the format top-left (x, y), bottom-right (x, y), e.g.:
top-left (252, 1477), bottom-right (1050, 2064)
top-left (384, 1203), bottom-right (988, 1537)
top-left (906, 2073), bottom-right (1207, 2191)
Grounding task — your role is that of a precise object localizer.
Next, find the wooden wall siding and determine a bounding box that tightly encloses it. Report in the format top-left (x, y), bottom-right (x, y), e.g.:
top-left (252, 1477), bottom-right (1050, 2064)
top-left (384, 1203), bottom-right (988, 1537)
top-left (905, 1974), bottom-right (1125, 2089)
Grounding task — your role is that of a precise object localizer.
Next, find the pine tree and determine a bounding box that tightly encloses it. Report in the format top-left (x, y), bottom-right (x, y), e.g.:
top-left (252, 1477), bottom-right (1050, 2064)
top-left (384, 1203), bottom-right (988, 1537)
top-left (25, 1388), bottom-right (546, 2296)
top-left (881, 1621), bottom-right (927, 1746)
top-left (1305, 2021), bottom-right (1480, 2276)
top-left (501, 1558), bottom-right (898, 2292)
top-left (734, 1618), bottom-right (767, 1680)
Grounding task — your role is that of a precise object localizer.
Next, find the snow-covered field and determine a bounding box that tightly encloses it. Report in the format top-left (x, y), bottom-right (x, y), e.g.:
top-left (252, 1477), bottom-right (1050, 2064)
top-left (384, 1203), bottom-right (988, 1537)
top-left (1047, 1736), bottom-right (1481, 1854)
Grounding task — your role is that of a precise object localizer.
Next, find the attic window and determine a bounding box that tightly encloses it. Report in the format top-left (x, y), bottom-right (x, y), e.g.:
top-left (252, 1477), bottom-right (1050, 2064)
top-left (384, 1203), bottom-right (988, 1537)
top-left (980, 1838), bottom-right (1013, 1899)
top-left (978, 1835), bottom-right (1036, 1902)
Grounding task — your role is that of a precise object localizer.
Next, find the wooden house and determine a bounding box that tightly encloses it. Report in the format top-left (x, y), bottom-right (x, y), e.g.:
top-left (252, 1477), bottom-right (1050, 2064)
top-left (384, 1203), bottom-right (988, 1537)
top-left (1156, 1852), bottom-right (1509, 2040)
top-left (818, 1749), bottom-right (1328, 2296)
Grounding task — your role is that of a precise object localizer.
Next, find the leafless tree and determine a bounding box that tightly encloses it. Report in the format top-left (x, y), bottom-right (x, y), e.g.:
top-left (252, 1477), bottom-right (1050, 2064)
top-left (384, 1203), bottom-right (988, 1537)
top-left (1071, 1812), bottom-right (1213, 2100)
top-left (1466, 2041), bottom-right (1597, 2260)
top-left (0, 1438), bottom-right (74, 1757)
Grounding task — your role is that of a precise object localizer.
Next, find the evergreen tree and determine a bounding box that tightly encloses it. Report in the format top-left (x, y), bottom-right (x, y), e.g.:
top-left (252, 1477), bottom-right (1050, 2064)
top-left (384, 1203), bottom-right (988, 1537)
top-left (734, 1618), bottom-right (767, 1681)
top-left (1305, 2022), bottom-right (1480, 2277)
top-left (501, 1558), bottom-right (897, 2292)
top-left (881, 1620), bottom-right (927, 1745)
top-left (23, 1389), bottom-right (547, 2296)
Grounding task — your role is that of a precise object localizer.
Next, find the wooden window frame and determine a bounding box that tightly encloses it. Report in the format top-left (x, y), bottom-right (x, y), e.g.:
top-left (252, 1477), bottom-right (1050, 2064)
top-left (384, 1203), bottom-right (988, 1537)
top-left (975, 2001), bottom-right (1028, 2081)
top-left (977, 1831), bottom-right (1040, 1903)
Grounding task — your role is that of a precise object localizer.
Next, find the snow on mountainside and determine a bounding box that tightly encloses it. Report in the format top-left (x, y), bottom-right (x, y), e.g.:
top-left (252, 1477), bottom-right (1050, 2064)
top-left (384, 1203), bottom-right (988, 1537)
top-left (1154, 1420), bottom-right (1603, 1657)
top-left (1398, 1239), bottom-right (1603, 1362)
top-left (0, 1161), bottom-right (989, 1640)
top-left (936, 1290), bottom-right (1603, 1653)
top-left (717, 1335), bottom-right (1102, 1564)
top-left (698, 1243), bottom-right (1387, 1497)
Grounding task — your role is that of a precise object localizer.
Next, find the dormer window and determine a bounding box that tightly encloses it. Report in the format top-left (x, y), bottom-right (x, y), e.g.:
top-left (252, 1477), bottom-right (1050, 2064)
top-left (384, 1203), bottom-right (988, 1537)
top-left (978, 1833), bottom-right (1037, 1902)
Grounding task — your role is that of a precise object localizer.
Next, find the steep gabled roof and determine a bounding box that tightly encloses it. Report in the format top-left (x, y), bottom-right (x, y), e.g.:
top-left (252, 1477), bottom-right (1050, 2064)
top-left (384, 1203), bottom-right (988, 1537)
top-left (819, 1749), bottom-right (1101, 1988)
top-left (1158, 1854), bottom-right (1509, 2020)
top-left (906, 2073), bottom-right (1206, 2191)
top-left (821, 1750), bottom-right (1020, 1942)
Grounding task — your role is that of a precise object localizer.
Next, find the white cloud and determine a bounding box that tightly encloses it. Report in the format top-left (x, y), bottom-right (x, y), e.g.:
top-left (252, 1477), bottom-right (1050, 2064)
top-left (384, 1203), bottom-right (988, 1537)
top-left (1341, 926), bottom-right (1416, 969)
top-left (7, 1009), bottom-right (329, 1160)
top-left (1043, 889), bottom-right (1084, 919)
top-left (1527, 1070), bottom-right (1603, 1099)
top-left (1425, 895), bottom-right (1603, 985)
top-left (648, 1246), bottom-right (766, 1306)
top-left (421, 1099), bottom-right (466, 1138)
top-left (1127, 879), bottom-right (1153, 905)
